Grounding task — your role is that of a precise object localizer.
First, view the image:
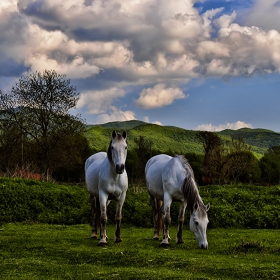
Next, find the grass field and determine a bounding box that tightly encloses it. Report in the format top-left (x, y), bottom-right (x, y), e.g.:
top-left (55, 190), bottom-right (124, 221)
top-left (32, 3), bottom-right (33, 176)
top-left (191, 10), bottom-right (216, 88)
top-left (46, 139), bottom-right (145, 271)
top-left (1, 223), bottom-right (279, 279)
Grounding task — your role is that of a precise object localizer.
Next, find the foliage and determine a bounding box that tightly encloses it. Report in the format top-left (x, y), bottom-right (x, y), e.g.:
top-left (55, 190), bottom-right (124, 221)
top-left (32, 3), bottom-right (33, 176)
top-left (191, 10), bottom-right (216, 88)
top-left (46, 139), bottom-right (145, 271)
top-left (85, 123), bottom-right (203, 155)
top-left (86, 121), bottom-right (280, 158)
top-left (219, 128), bottom-right (280, 154)
top-left (0, 178), bottom-right (90, 225)
top-left (1, 224), bottom-right (280, 279)
top-left (259, 145), bottom-right (280, 185)
top-left (0, 70), bottom-right (91, 180)
top-left (1, 178), bottom-right (280, 229)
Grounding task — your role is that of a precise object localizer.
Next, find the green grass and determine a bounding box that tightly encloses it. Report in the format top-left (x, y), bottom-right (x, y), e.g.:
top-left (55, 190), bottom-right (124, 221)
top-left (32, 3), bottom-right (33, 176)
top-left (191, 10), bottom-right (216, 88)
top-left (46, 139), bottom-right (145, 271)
top-left (1, 223), bottom-right (279, 279)
top-left (84, 120), bottom-right (280, 156)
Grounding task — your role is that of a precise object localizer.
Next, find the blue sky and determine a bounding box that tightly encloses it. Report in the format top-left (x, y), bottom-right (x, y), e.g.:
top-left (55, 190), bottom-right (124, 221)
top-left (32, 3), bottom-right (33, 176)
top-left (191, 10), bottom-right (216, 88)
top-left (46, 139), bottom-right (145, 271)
top-left (1, 0), bottom-right (280, 132)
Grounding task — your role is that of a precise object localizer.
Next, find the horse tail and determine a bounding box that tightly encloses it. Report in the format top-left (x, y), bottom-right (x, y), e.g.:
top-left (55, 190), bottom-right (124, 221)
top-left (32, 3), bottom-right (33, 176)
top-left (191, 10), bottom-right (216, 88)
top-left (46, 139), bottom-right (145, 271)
top-left (156, 199), bottom-right (163, 236)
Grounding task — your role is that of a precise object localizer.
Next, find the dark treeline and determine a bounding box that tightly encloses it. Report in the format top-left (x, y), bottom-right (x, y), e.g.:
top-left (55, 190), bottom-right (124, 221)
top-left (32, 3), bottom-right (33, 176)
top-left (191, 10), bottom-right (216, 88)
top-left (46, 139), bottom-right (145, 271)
top-left (1, 70), bottom-right (279, 185)
top-left (124, 132), bottom-right (280, 186)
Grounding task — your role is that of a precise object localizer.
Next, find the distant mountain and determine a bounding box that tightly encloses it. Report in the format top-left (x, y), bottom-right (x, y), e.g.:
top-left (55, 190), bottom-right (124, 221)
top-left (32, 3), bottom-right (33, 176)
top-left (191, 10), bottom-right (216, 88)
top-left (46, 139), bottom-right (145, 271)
top-left (84, 121), bottom-right (280, 156)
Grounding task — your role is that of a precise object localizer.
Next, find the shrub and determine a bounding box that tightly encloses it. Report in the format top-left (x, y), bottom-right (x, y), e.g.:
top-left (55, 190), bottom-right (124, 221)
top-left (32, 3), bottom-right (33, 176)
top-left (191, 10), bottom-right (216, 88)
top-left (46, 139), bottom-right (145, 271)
top-left (1, 178), bottom-right (279, 229)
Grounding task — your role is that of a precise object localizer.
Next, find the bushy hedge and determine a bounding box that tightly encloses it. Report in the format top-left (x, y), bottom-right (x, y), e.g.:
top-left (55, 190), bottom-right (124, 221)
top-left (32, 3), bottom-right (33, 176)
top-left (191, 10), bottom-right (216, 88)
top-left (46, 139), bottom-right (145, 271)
top-left (0, 178), bottom-right (90, 225)
top-left (1, 178), bottom-right (280, 229)
top-left (200, 185), bottom-right (280, 229)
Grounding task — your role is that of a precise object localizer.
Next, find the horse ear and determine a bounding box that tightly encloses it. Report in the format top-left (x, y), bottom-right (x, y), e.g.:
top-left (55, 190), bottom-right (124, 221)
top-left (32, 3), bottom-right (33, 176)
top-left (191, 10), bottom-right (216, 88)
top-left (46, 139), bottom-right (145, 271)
top-left (112, 130), bottom-right (117, 139)
top-left (205, 203), bottom-right (210, 212)
top-left (122, 130), bottom-right (127, 139)
top-left (193, 202), bottom-right (199, 212)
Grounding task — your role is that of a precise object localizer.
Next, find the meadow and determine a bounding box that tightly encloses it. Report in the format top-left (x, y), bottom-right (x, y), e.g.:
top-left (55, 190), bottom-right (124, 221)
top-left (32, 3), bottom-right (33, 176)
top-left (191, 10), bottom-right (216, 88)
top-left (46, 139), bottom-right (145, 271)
top-left (0, 178), bottom-right (280, 279)
top-left (1, 223), bottom-right (280, 279)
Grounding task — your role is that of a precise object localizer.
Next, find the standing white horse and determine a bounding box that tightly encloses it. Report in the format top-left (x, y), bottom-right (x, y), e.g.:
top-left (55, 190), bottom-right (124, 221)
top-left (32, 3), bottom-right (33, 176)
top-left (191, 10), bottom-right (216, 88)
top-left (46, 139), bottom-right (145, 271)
top-left (85, 131), bottom-right (128, 246)
top-left (145, 154), bottom-right (210, 249)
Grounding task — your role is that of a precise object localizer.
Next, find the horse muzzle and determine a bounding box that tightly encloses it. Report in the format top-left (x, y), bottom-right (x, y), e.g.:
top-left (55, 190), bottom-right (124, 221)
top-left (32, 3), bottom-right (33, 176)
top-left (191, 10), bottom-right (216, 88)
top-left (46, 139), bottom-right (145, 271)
top-left (115, 164), bottom-right (125, 174)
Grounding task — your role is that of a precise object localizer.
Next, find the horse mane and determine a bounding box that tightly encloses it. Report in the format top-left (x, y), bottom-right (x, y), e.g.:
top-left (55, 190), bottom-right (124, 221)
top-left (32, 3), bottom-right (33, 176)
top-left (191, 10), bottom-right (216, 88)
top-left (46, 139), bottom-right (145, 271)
top-left (176, 155), bottom-right (206, 215)
top-left (107, 140), bottom-right (113, 162)
top-left (107, 132), bottom-right (128, 163)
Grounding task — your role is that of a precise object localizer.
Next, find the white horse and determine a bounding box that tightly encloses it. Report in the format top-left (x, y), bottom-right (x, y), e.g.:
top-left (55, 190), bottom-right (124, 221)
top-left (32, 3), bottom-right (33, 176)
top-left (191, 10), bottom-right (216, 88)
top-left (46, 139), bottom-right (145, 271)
top-left (85, 130), bottom-right (128, 246)
top-left (145, 154), bottom-right (210, 249)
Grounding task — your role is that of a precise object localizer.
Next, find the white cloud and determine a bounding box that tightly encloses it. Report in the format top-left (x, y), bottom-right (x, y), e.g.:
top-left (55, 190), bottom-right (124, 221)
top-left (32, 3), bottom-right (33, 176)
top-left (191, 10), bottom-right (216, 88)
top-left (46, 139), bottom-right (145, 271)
top-left (4, 0), bottom-right (280, 82)
top-left (95, 106), bottom-right (135, 124)
top-left (143, 116), bottom-right (162, 126)
top-left (135, 84), bottom-right (186, 109)
top-left (195, 121), bottom-right (253, 132)
top-left (2, 0), bottom-right (280, 128)
top-left (245, 0), bottom-right (280, 32)
top-left (77, 88), bottom-right (126, 114)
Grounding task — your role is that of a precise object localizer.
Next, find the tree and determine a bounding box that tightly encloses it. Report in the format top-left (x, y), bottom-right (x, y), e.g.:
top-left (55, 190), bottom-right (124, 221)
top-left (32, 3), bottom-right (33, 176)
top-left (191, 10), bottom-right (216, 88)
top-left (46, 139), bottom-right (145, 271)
top-left (222, 137), bottom-right (257, 184)
top-left (260, 146), bottom-right (280, 185)
top-left (0, 70), bottom-right (86, 178)
top-left (131, 136), bottom-right (153, 182)
top-left (197, 131), bottom-right (226, 184)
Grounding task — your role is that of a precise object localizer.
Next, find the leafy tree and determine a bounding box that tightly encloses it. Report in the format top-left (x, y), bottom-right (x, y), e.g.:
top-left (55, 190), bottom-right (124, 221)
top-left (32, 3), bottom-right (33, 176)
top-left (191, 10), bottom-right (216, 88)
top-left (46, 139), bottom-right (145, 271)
top-left (185, 152), bottom-right (204, 182)
top-left (223, 137), bottom-right (258, 184)
top-left (197, 131), bottom-right (223, 162)
top-left (129, 136), bottom-right (153, 182)
top-left (197, 131), bottom-right (226, 184)
top-left (260, 146), bottom-right (280, 185)
top-left (0, 70), bottom-right (87, 179)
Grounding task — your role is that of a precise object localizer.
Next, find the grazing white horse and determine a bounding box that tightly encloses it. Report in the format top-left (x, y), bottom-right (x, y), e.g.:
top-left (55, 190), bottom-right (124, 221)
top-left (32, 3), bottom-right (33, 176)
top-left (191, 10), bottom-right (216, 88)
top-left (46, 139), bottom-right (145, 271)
top-left (145, 154), bottom-right (210, 249)
top-left (85, 130), bottom-right (128, 246)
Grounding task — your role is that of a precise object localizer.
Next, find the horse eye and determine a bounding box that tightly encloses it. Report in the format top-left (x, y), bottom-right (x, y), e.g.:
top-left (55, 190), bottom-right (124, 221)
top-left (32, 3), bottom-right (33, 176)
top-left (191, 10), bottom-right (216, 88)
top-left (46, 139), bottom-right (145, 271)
top-left (125, 146), bottom-right (127, 150)
top-left (111, 146), bottom-right (114, 150)
top-left (195, 221), bottom-right (199, 226)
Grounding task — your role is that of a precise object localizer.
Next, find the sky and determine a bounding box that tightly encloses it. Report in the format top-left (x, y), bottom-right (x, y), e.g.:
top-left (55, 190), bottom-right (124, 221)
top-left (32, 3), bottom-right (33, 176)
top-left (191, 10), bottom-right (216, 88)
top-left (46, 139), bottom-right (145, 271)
top-left (1, 0), bottom-right (280, 132)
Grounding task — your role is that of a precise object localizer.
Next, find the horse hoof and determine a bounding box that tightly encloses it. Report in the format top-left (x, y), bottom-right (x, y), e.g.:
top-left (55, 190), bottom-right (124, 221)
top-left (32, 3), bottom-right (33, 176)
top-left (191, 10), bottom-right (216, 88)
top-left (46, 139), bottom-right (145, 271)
top-left (153, 236), bottom-right (160, 240)
top-left (91, 235), bottom-right (98, 239)
top-left (176, 240), bottom-right (184, 244)
top-left (98, 241), bottom-right (108, 247)
top-left (115, 238), bottom-right (123, 243)
top-left (159, 242), bottom-right (170, 248)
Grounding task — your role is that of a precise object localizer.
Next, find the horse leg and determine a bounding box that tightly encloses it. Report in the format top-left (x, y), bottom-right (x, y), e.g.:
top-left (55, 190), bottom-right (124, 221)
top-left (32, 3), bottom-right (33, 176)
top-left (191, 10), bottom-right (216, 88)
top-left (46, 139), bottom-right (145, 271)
top-left (150, 195), bottom-right (162, 240)
top-left (89, 194), bottom-right (99, 239)
top-left (176, 201), bottom-right (187, 244)
top-left (98, 193), bottom-right (108, 246)
top-left (160, 195), bottom-right (172, 247)
top-left (115, 193), bottom-right (126, 243)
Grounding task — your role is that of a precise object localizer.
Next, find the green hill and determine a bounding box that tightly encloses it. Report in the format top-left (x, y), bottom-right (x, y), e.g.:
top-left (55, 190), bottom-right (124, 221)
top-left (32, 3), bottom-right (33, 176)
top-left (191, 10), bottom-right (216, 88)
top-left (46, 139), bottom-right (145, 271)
top-left (84, 121), bottom-right (280, 156)
top-left (218, 128), bottom-right (280, 154)
top-left (85, 122), bottom-right (203, 154)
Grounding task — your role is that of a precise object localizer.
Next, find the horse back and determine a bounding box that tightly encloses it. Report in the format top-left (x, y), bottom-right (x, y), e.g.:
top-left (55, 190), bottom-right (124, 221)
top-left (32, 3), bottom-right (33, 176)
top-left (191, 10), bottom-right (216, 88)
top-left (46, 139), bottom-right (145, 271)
top-left (161, 156), bottom-right (186, 201)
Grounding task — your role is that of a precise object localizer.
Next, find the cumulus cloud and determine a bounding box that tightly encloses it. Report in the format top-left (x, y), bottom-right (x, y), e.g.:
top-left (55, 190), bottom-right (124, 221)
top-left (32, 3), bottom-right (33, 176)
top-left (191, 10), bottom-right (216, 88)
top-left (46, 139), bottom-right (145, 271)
top-left (245, 0), bottom-right (280, 32)
top-left (95, 106), bottom-right (135, 124)
top-left (3, 0), bottom-right (280, 81)
top-left (135, 84), bottom-right (186, 109)
top-left (77, 88), bottom-right (126, 114)
top-left (2, 0), bottom-right (280, 126)
top-left (143, 116), bottom-right (162, 126)
top-left (195, 121), bottom-right (253, 132)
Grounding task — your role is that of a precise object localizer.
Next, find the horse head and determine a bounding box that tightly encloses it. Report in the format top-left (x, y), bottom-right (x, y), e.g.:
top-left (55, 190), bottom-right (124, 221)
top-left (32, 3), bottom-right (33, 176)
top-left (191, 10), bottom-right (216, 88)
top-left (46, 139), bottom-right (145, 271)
top-left (189, 202), bottom-right (210, 249)
top-left (107, 130), bottom-right (128, 174)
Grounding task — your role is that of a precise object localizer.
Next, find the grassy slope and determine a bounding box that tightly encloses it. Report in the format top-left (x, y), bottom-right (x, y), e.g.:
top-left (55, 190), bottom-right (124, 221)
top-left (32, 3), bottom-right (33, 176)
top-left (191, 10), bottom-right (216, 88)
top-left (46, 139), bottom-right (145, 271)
top-left (1, 223), bottom-right (279, 279)
top-left (85, 121), bottom-right (280, 156)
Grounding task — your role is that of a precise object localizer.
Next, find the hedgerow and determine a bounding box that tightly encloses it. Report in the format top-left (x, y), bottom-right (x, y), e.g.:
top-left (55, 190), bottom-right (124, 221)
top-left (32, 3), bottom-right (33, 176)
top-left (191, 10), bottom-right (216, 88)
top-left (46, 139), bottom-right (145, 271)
top-left (0, 178), bottom-right (279, 229)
